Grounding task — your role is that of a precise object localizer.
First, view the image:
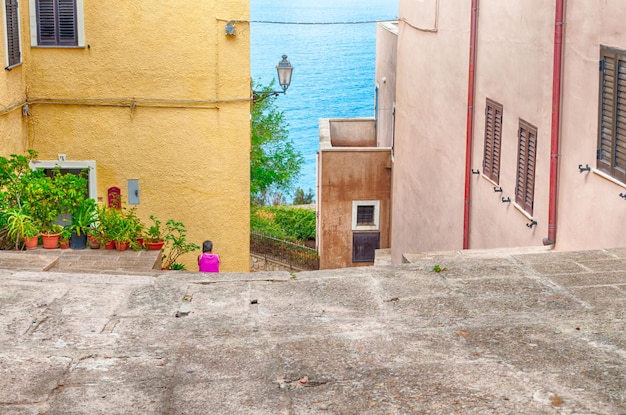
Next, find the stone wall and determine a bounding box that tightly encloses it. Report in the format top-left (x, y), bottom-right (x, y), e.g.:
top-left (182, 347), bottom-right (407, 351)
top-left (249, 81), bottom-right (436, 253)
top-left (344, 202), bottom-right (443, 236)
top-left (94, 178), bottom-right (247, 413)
top-left (250, 255), bottom-right (304, 272)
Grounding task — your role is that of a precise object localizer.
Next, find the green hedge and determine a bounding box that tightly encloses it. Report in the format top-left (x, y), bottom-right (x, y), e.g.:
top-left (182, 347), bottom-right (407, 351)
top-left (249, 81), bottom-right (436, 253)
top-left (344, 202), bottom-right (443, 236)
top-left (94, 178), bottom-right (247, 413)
top-left (251, 205), bottom-right (315, 242)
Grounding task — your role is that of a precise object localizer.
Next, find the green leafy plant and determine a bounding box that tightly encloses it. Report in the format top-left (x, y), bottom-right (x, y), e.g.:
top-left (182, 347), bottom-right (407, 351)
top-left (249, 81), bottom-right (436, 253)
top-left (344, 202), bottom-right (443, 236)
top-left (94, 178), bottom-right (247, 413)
top-left (161, 219), bottom-right (200, 270)
top-left (251, 80), bottom-right (303, 206)
top-left (432, 264), bottom-right (447, 273)
top-left (70, 198), bottom-right (97, 236)
top-left (170, 263), bottom-right (186, 270)
top-left (145, 215), bottom-right (165, 242)
top-left (5, 208), bottom-right (39, 250)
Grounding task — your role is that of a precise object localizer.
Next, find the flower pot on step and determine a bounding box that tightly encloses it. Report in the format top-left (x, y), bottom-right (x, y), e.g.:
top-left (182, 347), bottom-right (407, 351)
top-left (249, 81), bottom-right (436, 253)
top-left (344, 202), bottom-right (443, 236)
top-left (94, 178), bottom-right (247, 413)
top-left (88, 235), bottom-right (101, 249)
top-left (23, 235), bottom-right (39, 250)
top-left (41, 233), bottom-right (60, 249)
top-left (145, 240), bottom-right (165, 250)
top-left (115, 241), bottom-right (129, 251)
top-left (59, 238), bottom-right (70, 249)
top-left (70, 232), bottom-right (87, 249)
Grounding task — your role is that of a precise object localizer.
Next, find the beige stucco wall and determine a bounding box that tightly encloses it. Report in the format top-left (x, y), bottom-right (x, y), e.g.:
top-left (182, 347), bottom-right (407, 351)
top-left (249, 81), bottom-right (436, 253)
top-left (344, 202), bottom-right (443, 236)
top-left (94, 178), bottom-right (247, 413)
top-left (469, 0), bottom-right (554, 250)
top-left (390, 0), bottom-right (470, 263)
top-left (555, 2), bottom-right (626, 251)
top-left (375, 22), bottom-right (398, 149)
top-left (2, 0), bottom-right (251, 271)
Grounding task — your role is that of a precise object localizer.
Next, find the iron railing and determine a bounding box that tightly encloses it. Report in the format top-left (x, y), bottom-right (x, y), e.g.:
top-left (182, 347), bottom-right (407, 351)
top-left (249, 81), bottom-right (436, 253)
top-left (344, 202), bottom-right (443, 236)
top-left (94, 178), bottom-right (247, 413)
top-left (250, 231), bottom-right (319, 270)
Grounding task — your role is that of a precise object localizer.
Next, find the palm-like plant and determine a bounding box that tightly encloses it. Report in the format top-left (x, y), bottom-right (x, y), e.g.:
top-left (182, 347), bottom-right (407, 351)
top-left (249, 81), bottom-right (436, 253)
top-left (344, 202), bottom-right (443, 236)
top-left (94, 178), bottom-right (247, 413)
top-left (5, 208), bottom-right (39, 250)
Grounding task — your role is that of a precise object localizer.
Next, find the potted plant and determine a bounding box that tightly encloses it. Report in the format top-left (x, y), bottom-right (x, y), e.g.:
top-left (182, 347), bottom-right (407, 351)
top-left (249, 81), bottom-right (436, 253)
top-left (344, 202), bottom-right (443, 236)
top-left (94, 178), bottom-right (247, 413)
top-left (161, 218), bottom-right (200, 269)
top-left (41, 223), bottom-right (63, 249)
top-left (59, 227), bottom-right (71, 249)
top-left (96, 204), bottom-right (119, 249)
top-left (109, 207), bottom-right (141, 251)
top-left (5, 208), bottom-right (39, 250)
top-left (144, 215), bottom-right (166, 250)
top-left (70, 198), bottom-right (97, 249)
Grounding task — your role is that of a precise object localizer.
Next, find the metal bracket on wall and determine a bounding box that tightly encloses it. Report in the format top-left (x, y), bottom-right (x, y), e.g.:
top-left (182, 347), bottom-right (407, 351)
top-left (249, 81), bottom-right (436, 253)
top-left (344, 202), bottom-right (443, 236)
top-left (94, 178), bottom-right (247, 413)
top-left (526, 220), bottom-right (537, 229)
top-left (619, 193), bottom-right (626, 200)
top-left (471, 169), bottom-right (480, 175)
top-left (501, 197), bottom-right (511, 203)
top-left (578, 164), bottom-right (591, 173)
top-left (493, 186), bottom-right (503, 193)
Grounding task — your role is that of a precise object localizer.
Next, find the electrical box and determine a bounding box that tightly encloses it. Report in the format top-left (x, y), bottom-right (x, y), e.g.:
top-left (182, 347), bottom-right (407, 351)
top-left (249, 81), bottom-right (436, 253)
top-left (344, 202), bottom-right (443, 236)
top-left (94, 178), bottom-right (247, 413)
top-left (128, 179), bottom-right (140, 205)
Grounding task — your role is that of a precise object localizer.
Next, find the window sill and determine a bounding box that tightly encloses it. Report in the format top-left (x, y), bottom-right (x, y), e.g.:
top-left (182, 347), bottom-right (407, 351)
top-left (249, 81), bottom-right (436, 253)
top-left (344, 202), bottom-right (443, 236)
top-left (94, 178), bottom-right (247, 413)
top-left (591, 168), bottom-right (626, 189)
top-left (4, 62), bottom-right (22, 71)
top-left (513, 202), bottom-right (533, 221)
top-left (31, 45), bottom-right (85, 49)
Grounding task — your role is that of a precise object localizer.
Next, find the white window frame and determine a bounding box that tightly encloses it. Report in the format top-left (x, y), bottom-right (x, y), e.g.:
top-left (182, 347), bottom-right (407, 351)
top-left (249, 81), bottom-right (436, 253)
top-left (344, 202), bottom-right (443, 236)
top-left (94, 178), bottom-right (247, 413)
top-left (352, 200), bottom-right (380, 231)
top-left (29, 0), bottom-right (85, 47)
top-left (29, 159), bottom-right (97, 199)
top-left (3, 0), bottom-right (22, 68)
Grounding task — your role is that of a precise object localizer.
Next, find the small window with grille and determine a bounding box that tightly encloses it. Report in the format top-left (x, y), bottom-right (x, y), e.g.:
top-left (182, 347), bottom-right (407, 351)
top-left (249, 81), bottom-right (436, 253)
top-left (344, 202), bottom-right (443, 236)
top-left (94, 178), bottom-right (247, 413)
top-left (356, 205), bottom-right (375, 225)
top-left (352, 200), bottom-right (380, 231)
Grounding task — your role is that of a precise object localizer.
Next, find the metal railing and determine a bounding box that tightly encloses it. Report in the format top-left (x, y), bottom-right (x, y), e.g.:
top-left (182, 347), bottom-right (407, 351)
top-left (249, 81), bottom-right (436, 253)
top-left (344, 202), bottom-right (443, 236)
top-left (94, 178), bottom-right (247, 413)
top-left (250, 231), bottom-right (319, 271)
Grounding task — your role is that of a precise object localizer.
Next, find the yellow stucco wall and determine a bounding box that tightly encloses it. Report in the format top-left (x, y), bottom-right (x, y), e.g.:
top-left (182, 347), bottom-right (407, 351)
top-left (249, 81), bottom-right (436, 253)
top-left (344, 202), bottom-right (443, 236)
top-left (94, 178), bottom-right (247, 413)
top-left (2, 0), bottom-right (251, 271)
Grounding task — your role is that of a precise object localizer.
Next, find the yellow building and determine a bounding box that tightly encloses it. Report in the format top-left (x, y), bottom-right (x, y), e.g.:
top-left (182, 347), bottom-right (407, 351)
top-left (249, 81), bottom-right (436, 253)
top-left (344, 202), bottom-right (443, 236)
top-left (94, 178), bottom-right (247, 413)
top-left (1, 0), bottom-right (251, 271)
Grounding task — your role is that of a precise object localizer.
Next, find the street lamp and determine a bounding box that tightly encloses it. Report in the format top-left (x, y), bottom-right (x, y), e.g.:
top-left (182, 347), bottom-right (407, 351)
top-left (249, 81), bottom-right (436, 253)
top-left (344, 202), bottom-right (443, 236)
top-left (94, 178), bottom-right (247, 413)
top-left (253, 55), bottom-right (294, 102)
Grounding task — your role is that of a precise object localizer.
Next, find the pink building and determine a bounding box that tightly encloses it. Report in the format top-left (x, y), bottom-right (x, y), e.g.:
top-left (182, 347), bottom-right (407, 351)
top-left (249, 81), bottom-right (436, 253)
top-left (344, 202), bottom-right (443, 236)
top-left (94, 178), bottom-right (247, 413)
top-left (318, 0), bottom-right (626, 267)
top-left (390, 0), bottom-right (626, 263)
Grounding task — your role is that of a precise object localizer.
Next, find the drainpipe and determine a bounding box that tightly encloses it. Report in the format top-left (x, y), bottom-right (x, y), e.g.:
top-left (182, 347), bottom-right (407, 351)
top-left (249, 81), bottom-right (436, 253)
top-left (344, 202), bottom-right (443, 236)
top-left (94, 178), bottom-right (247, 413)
top-left (463, 0), bottom-right (479, 249)
top-left (543, 0), bottom-right (565, 246)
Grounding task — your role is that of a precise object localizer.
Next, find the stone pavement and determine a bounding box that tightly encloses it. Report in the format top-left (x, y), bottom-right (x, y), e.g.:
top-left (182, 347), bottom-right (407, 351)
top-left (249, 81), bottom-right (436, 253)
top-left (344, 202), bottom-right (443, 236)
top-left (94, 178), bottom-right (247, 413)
top-left (0, 247), bottom-right (625, 414)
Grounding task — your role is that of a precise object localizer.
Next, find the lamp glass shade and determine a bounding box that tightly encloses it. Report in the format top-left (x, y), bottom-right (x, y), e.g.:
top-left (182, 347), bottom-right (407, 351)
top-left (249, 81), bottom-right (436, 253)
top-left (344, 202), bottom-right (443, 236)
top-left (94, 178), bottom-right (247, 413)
top-left (276, 55), bottom-right (293, 93)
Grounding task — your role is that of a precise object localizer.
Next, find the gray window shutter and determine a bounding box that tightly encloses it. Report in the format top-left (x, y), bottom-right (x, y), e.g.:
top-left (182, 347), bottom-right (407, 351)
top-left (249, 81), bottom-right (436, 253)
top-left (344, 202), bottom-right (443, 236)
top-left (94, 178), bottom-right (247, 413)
top-left (5, 0), bottom-right (21, 67)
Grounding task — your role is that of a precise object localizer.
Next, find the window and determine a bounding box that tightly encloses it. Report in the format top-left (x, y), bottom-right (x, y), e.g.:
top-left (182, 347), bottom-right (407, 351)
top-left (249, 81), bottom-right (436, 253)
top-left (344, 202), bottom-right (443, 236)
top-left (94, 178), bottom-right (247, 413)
top-left (483, 99), bottom-right (503, 183)
top-left (30, 0), bottom-right (84, 47)
top-left (356, 205), bottom-right (375, 225)
top-left (598, 46), bottom-right (626, 183)
top-left (515, 120), bottom-right (537, 215)
top-left (3, 0), bottom-right (21, 68)
top-left (352, 200), bottom-right (380, 231)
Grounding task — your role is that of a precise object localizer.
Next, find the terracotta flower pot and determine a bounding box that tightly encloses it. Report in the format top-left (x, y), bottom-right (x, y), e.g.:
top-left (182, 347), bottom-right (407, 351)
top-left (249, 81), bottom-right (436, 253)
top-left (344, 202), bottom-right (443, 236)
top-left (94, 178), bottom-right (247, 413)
top-left (59, 239), bottom-right (70, 249)
top-left (115, 241), bottom-right (129, 251)
top-left (88, 235), bottom-right (101, 249)
top-left (41, 233), bottom-right (60, 249)
top-left (104, 240), bottom-right (115, 250)
top-left (23, 235), bottom-right (39, 250)
top-left (145, 241), bottom-right (165, 250)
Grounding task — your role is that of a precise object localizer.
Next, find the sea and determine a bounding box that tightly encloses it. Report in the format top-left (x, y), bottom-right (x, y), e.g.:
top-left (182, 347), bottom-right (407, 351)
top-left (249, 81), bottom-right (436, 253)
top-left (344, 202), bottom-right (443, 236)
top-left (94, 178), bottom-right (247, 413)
top-left (250, 0), bottom-right (398, 200)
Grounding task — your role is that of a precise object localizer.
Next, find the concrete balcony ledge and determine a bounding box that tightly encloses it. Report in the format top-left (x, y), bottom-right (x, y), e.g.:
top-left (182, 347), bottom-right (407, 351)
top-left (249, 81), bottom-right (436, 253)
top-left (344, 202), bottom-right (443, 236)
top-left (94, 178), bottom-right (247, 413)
top-left (319, 117), bottom-right (378, 149)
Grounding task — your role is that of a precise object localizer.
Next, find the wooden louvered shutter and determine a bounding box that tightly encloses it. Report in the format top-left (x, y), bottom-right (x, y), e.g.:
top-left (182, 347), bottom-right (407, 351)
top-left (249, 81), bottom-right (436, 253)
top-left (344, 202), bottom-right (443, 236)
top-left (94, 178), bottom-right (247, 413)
top-left (515, 120), bottom-right (537, 215)
top-left (36, 0), bottom-right (76, 46)
top-left (598, 47), bottom-right (626, 183)
top-left (57, 0), bottom-right (77, 45)
top-left (5, 0), bottom-right (21, 66)
top-left (483, 99), bottom-right (503, 183)
top-left (36, 0), bottom-right (56, 45)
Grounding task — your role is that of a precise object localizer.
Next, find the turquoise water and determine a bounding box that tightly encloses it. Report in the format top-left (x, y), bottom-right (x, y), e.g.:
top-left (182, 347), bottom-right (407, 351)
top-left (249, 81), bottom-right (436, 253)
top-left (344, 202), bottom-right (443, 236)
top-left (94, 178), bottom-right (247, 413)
top-left (251, 0), bottom-right (398, 198)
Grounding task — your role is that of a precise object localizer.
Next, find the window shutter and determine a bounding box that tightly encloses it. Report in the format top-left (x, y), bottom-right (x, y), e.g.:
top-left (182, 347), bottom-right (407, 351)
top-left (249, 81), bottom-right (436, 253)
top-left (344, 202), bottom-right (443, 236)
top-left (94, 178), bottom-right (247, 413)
top-left (5, 0), bottom-right (21, 66)
top-left (614, 58), bottom-right (626, 183)
top-left (37, 0), bottom-right (57, 45)
top-left (515, 120), bottom-right (537, 215)
top-left (598, 47), bottom-right (626, 183)
top-left (57, 0), bottom-right (77, 45)
top-left (483, 99), bottom-right (503, 183)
